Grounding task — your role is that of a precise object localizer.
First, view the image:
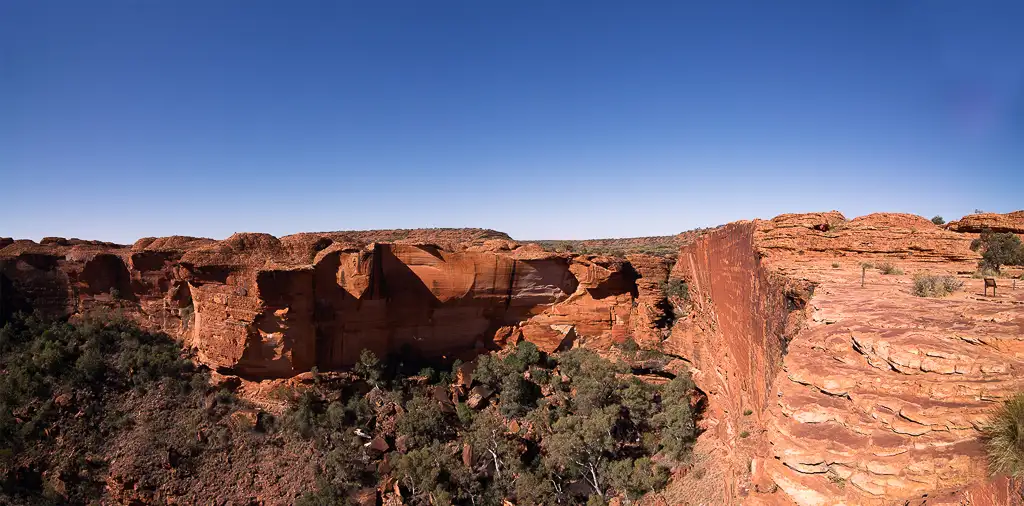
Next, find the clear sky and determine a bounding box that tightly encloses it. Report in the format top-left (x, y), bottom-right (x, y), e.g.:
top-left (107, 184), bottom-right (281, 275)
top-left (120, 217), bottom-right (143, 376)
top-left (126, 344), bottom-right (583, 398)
top-left (2, 1), bottom-right (1022, 243)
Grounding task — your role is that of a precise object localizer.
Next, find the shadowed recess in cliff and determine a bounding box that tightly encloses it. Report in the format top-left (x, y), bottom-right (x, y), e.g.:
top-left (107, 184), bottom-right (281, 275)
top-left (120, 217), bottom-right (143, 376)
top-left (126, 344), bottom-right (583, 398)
top-left (79, 254), bottom-right (136, 302)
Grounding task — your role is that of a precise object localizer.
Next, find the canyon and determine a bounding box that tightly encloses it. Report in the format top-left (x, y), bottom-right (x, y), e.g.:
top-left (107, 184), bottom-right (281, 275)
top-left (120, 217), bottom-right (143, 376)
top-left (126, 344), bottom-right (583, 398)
top-left (2, 210), bottom-right (1023, 505)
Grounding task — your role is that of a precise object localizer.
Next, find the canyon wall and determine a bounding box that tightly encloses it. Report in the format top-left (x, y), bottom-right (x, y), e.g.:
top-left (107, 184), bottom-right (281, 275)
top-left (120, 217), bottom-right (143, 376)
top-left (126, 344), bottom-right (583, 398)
top-left (0, 230), bottom-right (674, 378)
top-left (3, 210), bottom-right (1023, 504)
top-left (661, 211), bottom-right (1024, 505)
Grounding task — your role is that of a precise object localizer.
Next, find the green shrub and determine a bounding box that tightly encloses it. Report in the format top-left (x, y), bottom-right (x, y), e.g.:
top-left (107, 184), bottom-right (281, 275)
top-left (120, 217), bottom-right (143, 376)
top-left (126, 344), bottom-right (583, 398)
top-left (660, 279), bottom-right (690, 301)
top-left (504, 340), bottom-right (541, 374)
top-left (983, 393), bottom-right (1024, 477)
top-left (395, 395), bottom-right (448, 448)
top-left (354, 349), bottom-right (382, 385)
top-left (499, 375), bottom-right (539, 417)
top-left (831, 262), bottom-right (840, 269)
top-left (608, 457), bottom-right (669, 499)
top-left (971, 231), bottom-right (1024, 273)
top-left (877, 262), bottom-right (903, 275)
top-left (931, 216), bottom-right (945, 225)
top-left (912, 274), bottom-right (964, 297)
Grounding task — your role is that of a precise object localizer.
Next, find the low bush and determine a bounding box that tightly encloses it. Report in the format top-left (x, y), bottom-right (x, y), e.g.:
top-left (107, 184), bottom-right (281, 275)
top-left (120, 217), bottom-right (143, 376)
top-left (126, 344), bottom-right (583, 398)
top-left (931, 216), bottom-right (945, 225)
top-left (661, 279), bottom-right (690, 301)
top-left (877, 262), bottom-right (903, 275)
top-left (912, 274), bottom-right (964, 298)
top-left (983, 393), bottom-right (1024, 477)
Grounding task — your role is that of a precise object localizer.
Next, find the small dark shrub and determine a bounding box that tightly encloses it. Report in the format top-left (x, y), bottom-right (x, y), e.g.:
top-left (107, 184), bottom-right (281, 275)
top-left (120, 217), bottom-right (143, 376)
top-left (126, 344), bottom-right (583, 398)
top-left (877, 262), bottom-right (903, 275)
top-left (661, 279), bottom-right (690, 301)
top-left (931, 216), bottom-right (945, 225)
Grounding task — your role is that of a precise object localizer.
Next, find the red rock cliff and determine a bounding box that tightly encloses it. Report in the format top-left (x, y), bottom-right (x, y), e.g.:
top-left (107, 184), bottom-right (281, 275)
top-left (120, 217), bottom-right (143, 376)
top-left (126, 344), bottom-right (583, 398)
top-left (0, 229), bottom-right (672, 378)
top-left (660, 211), bottom-right (1023, 505)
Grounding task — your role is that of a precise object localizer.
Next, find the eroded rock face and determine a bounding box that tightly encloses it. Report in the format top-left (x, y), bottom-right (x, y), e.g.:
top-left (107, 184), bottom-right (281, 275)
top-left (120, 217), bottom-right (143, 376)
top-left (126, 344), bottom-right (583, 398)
top-left (756, 265), bottom-right (1024, 505)
top-left (0, 229), bottom-right (673, 378)
top-left (946, 210), bottom-right (1024, 234)
top-left (757, 211), bottom-right (980, 263)
top-left (5, 212), bottom-right (1022, 505)
top-left (660, 211), bottom-right (1023, 505)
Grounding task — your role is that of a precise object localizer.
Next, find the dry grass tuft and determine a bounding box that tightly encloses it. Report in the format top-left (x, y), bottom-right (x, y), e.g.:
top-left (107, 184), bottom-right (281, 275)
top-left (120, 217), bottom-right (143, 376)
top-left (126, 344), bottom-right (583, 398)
top-left (877, 262), bottom-right (903, 275)
top-left (912, 274), bottom-right (963, 297)
top-left (983, 393), bottom-right (1024, 478)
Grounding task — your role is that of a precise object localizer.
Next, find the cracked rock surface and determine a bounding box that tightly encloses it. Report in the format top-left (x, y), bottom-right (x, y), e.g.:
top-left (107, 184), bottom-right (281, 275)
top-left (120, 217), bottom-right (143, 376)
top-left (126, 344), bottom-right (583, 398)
top-left (762, 263), bottom-right (1024, 505)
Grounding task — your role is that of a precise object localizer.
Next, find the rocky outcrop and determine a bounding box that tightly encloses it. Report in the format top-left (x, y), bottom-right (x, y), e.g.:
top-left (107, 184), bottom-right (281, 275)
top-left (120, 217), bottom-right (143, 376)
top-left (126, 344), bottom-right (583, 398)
top-left (0, 230), bottom-right (673, 378)
top-left (946, 210), bottom-right (1024, 234)
top-left (756, 211), bottom-right (980, 264)
top-left (758, 266), bottom-right (1024, 505)
top-left (659, 212), bottom-right (1023, 505)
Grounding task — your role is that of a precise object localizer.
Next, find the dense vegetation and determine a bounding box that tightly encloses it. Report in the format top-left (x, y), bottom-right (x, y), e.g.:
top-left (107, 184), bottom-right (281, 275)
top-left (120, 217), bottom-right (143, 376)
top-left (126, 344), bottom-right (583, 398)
top-left (532, 238), bottom-right (681, 257)
top-left (971, 230), bottom-right (1024, 273)
top-left (0, 313), bottom-right (220, 503)
top-left (0, 314), bottom-right (699, 505)
top-left (295, 339), bottom-right (699, 505)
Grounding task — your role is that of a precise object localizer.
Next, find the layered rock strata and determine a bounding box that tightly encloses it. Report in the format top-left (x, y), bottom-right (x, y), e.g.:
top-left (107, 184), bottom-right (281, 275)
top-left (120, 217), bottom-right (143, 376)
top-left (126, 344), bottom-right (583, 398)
top-left (0, 229), bottom-right (674, 378)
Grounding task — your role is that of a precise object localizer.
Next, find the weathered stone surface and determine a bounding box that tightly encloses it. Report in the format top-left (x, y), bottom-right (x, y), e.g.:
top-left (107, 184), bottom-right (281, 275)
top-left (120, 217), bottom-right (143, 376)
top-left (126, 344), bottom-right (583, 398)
top-left (661, 211), bottom-right (1024, 506)
top-left (467, 385), bottom-right (494, 409)
top-left (946, 210), bottom-right (1024, 234)
top-left (756, 211), bottom-right (980, 263)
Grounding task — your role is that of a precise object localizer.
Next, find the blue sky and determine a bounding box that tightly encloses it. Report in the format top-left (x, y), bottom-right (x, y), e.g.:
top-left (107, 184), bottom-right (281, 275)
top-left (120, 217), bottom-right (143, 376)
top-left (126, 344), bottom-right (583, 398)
top-left (2, 1), bottom-right (1022, 243)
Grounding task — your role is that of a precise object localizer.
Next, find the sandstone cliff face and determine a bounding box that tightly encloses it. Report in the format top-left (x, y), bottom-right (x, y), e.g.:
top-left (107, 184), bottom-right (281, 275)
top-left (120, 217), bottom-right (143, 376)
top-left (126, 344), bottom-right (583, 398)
top-left (4, 212), bottom-right (1023, 505)
top-left (658, 211), bottom-right (1022, 505)
top-left (0, 229), bottom-right (672, 378)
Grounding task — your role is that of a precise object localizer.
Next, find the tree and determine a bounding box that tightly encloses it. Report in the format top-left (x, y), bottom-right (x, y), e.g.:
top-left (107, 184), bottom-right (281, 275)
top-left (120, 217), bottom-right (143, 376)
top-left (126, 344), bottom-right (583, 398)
top-left (931, 215), bottom-right (945, 225)
top-left (499, 374), bottom-right (539, 418)
top-left (396, 394), bottom-right (448, 448)
top-left (654, 375), bottom-right (698, 461)
top-left (608, 457), bottom-right (669, 499)
top-left (467, 411), bottom-right (518, 480)
top-left (541, 407), bottom-right (619, 498)
top-left (618, 377), bottom-right (659, 425)
top-left (354, 349), bottom-right (382, 386)
top-left (513, 466), bottom-right (561, 505)
top-left (971, 230), bottom-right (1024, 272)
top-left (473, 354), bottom-right (509, 388)
top-left (396, 445), bottom-right (445, 501)
top-left (557, 348), bottom-right (624, 415)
